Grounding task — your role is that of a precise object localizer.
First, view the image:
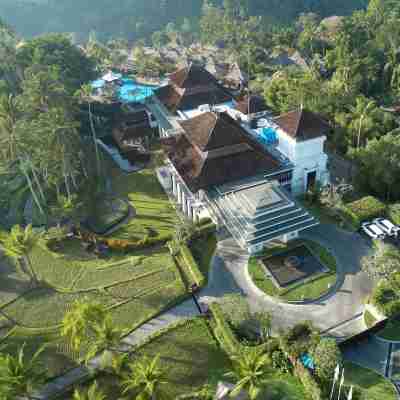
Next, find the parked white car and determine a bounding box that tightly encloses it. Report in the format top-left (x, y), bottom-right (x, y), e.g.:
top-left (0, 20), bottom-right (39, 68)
top-left (373, 218), bottom-right (400, 237)
top-left (361, 222), bottom-right (386, 240)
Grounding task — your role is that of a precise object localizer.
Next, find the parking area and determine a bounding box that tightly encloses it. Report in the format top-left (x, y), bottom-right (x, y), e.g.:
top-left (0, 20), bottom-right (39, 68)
top-left (359, 217), bottom-right (400, 246)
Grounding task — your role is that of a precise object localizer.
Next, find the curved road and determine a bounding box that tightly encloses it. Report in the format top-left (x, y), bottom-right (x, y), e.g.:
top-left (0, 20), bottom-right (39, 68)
top-left (201, 224), bottom-right (374, 339)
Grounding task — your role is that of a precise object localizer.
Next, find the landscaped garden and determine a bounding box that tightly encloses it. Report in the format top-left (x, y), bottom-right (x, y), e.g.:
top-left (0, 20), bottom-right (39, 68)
top-left (0, 236), bottom-right (187, 378)
top-left (248, 240), bottom-right (337, 302)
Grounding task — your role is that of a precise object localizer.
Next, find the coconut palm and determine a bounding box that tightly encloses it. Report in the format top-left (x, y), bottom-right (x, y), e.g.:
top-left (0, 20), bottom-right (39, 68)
top-left (225, 348), bottom-right (270, 400)
top-left (122, 355), bottom-right (166, 400)
top-left (73, 381), bottom-right (106, 400)
top-left (85, 315), bottom-right (123, 363)
top-left (61, 299), bottom-right (107, 354)
top-left (0, 343), bottom-right (47, 400)
top-left (0, 93), bottom-right (18, 163)
top-left (0, 224), bottom-right (41, 281)
top-left (78, 84), bottom-right (101, 179)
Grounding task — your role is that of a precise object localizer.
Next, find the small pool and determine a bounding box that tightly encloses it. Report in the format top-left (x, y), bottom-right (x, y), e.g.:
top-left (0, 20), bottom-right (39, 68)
top-left (300, 353), bottom-right (315, 370)
top-left (91, 76), bottom-right (158, 103)
top-left (258, 127), bottom-right (278, 145)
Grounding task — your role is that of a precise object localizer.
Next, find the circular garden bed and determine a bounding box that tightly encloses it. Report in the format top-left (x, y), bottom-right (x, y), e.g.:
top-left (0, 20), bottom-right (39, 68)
top-left (248, 239), bottom-right (338, 303)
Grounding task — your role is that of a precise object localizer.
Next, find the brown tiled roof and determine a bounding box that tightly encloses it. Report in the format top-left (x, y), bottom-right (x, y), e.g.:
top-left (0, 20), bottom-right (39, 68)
top-left (162, 112), bottom-right (281, 192)
top-left (168, 64), bottom-right (220, 88)
top-left (155, 65), bottom-right (234, 112)
top-left (235, 95), bottom-right (268, 115)
top-left (274, 109), bottom-right (330, 141)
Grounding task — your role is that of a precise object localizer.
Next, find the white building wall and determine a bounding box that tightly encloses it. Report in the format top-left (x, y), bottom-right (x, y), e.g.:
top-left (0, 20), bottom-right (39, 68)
top-left (276, 129), bottom-right (329, 195)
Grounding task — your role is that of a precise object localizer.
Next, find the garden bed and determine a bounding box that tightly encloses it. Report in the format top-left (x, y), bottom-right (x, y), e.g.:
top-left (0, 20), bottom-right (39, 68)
top-left (248, 240), bottom-right (337, 302)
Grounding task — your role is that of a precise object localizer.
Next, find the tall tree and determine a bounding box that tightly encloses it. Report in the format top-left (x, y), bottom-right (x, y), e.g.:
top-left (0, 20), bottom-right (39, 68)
top-left (225, 348), bottom-right (270, 400)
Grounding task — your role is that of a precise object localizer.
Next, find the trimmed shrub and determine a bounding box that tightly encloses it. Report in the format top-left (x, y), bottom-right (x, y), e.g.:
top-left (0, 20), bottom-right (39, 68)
top-left (371, 280), bottom-right (400, 317)
top-left (344, 196), bottom-right (386, 228)
top-left (179, 244), bottom-right (206, 289)
top-left (312, 338), bottom-right (342, 388)
top-left (104, 233), bottom-right (172, 252)
top-left (293, 361), bottom-right (322, 400)
top-left (387, 203), bottom-right (400, 225)
top-left (208, 302), bottom-right (241, 356)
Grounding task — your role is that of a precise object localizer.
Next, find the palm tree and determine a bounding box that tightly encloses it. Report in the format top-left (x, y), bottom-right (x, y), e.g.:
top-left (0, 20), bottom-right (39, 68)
top-left (61, 299), bottom-right (107, 354)
top-left (0, 224), bottom-right (41, 281)
top-left (225, 348), bottom-right (270, 400)
top-left (73, 381), bottom-right (106, 400)
top-left (0, 93), bottom-right (18, 163)
top-left (85, 315), bottom-right (123, 363)
top-left (0, 343), bottom-right (47, 400)
top-left (78, 84), bottom-right (101, 180)
top-left (122, 355), bottom-right (166, 400)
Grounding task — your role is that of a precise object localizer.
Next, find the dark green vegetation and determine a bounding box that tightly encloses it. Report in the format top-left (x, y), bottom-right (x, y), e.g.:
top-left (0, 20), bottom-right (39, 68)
top-left (344, 361), bottom-right (397, 400)
top-left (249, 240), bottom-right (337, 302)
top-left (1, 1), bottom-right (366, 42)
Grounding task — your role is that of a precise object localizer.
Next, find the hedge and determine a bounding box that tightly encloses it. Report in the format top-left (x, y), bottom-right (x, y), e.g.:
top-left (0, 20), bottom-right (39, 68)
top-left (104, 233), bottom-right (172, 252)
top-left (179, 243), bottom-right (206, 289)
top-left (343, 196), bottom-right (386, 228)
top-left (387, 203), bottom-right (400, 225)
top-left (292, 360), bottom-right (322, 400)
top-left (208, 303), bottom-right (241, 356)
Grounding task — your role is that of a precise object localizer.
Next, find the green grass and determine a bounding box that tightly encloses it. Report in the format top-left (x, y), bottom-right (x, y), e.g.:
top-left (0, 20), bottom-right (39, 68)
top-left (344, 362), bottom-right (397, 400)
top-left (0, 157), bottom-right (187, 379)
top-left (68, 318), bottom-right (307, 400)
top-left (377, 319), bottom-right (400, 341)
top-left (134, 318), bottom-right (231, 398)
top-left (189, 234), bottom-right (217, 282)
top-left (107, 162), bottom-right (178, 241)
top-left (248, 240), bottom-right (337, 302)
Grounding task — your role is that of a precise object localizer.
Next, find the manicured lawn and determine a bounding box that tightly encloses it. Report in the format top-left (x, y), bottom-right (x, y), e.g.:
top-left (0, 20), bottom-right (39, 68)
top-left (377, 319), bottom-right (400, 341)
top-left (107, 161), bottom-right (178, 241)
top-left (68, 318), bottom-right (307, 400)
top-left (248, 240), bottom-right (337, 302)
top-left (189, 234), bottom-right (217, 282)
top-left (134, 318), bottom-right (231, 398)
top-left (344, 362), bottom-right (397, 400)
top-left (364, 310), bottom-right (378, 328)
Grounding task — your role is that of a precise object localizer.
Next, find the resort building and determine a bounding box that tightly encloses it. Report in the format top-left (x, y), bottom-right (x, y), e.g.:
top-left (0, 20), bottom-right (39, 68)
top-left (149, 65), bottom-right (331, 253)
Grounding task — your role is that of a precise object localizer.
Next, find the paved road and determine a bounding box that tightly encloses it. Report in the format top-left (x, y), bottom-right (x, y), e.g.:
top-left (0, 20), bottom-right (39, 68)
top-left (205, 224), bottom-right (374, 338)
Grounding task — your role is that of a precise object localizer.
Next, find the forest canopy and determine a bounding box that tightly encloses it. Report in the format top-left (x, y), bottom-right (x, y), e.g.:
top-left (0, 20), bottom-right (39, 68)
top-left (0, 0), bottom-right (367, 42)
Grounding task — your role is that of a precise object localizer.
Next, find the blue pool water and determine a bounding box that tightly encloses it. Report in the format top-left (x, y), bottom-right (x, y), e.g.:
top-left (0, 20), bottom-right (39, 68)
top-left (300, 353), bottom-right (315, 370)
top-left (119, 78), bottom-right (157, 103)
top-left (91, 76), bottom-right (157, 103)
top-left (258, 127), bottom-right (278, 145)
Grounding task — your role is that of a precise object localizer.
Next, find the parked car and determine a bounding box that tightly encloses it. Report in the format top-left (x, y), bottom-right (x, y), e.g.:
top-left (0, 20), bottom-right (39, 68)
top-left (373, 218), bottom-right (400, 237)
top-left (361, 222), bottom-right (386, 240)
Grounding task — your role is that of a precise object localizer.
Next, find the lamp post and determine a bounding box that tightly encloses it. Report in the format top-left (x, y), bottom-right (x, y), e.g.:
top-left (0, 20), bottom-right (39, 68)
top-left (190, 283), bottom-right (202, 314)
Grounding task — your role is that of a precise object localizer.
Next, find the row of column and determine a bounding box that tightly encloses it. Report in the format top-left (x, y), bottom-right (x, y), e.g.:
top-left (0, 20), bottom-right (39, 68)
top-left (172, 173), bottom-right (197, 222)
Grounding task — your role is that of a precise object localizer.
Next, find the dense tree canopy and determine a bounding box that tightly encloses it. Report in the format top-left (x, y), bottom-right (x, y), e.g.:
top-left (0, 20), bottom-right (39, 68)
top-left (0, 0), bottom-right (367, 42)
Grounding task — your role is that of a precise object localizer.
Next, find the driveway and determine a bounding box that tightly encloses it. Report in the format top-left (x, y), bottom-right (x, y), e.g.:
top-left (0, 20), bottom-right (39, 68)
top-left (201, 224), bottom-right (374, 339)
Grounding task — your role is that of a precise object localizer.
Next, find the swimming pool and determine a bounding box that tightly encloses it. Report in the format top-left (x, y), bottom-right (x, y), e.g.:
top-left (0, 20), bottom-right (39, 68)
top-left (91, 77), bottom-right (158, 103)
top-left (257, 127), bottom-right (278, 145)
top-left (118, 78), bottom-right (157, 103)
